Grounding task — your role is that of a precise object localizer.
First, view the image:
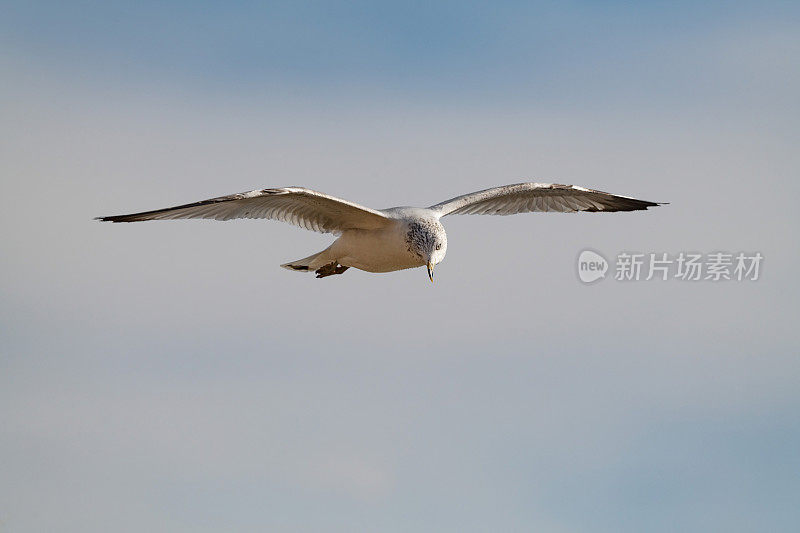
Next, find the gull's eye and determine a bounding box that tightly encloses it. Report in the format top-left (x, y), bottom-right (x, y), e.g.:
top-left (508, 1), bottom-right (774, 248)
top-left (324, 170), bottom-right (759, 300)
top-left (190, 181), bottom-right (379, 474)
top-left (435, 243), bottom-right (442, 250)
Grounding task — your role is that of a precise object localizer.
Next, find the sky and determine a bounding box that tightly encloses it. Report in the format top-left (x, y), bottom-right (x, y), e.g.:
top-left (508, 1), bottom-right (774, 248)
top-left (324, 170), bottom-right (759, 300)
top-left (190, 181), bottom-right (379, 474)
top-left (1, 1), bottom-right (799, 532)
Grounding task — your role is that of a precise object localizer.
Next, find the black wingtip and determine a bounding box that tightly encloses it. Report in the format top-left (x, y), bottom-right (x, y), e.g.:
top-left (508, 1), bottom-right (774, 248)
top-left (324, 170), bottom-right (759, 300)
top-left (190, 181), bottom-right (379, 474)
top-left (631, 199), bottom-right (667, 211)
top-left (95, 214), bottom-right (150, 223)
top-left (590, 198), bottom-right (666, 212)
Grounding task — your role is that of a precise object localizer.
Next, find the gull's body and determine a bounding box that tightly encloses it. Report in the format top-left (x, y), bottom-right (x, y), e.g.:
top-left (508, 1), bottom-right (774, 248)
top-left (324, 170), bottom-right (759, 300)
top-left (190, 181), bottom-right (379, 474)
top-left (98, 182), bottom-right (663, 281)
top-left (316, 208), bottom-right (443, 273)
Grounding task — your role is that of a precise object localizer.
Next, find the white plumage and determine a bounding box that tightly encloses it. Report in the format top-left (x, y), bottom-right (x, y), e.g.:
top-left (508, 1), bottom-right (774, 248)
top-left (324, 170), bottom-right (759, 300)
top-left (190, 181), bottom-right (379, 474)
top-left (98, 182), bottom-right (663, 281)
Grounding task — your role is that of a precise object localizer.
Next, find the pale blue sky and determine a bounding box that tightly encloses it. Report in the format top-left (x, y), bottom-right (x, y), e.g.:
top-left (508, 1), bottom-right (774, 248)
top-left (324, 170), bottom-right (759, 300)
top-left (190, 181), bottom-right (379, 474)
top-left (1, 2), bottom-right (799, 532)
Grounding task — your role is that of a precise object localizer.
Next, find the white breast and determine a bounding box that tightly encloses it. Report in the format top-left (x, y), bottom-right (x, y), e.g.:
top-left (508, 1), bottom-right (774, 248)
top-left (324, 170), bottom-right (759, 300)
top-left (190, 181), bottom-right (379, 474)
top-left (331, 222), bottom-right (424, 273)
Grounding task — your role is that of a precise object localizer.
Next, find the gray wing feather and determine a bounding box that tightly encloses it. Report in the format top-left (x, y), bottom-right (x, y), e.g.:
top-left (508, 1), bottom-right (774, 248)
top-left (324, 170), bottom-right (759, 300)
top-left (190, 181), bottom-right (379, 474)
top-left (429, 182), bottom-right (662, 216)
top-left (97, 187), bottom-right (391, 234)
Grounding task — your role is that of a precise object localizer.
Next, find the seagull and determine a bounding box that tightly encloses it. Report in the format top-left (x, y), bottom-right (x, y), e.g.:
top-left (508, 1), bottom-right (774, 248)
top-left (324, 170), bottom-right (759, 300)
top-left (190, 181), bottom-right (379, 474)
top-left (97, 182), bottom-right (663, 282)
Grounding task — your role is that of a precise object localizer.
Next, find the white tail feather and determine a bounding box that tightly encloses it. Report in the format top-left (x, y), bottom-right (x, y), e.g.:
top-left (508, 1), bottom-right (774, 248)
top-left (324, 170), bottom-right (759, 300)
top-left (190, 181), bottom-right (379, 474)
top-left (280, 248), bottom-right (331, 272)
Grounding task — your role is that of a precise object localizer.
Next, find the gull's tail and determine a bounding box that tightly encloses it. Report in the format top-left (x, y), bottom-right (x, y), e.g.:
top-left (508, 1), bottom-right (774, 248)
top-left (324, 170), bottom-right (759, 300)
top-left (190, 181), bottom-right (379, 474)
top-left (280, 247), bottom-right (332, 272)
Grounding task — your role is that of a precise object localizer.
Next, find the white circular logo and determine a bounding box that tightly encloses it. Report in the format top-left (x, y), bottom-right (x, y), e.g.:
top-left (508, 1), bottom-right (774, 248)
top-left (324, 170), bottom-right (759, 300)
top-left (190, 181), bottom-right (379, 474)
top-left (577, 250), bottom-right (608, 283)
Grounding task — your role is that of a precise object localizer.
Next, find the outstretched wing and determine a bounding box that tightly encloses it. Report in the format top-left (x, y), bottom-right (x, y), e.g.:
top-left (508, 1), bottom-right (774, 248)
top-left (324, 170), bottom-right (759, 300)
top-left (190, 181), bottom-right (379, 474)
top-left (429, 183), bottom-right (663, 216)
top-left (97, 187), bottom-right (391, 234)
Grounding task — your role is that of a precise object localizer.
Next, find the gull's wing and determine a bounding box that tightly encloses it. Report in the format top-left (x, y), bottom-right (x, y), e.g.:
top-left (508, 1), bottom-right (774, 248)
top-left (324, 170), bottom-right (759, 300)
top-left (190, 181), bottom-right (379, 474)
top-left (97, 187), bottom-right (391, 234)
top-left (429, 183), bottom-right (663, 216)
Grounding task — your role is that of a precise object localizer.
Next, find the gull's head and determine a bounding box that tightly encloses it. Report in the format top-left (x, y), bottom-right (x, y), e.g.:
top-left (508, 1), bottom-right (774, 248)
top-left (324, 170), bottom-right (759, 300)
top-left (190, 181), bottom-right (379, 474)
top-left (405, 218), bottom-right (447, 283)
top-left (426, 236), bottom-right (447, 283)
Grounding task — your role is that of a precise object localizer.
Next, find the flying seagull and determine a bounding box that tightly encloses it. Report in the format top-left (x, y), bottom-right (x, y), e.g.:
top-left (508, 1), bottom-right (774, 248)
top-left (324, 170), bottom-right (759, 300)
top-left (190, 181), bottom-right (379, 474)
top-left (97, 182), bottom-right (663, 282)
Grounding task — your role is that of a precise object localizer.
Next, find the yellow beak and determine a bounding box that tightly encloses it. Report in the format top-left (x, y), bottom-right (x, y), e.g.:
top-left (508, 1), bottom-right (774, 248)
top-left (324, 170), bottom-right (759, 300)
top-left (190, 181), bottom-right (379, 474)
top-left (427, 262), bottom-right (435, 283)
